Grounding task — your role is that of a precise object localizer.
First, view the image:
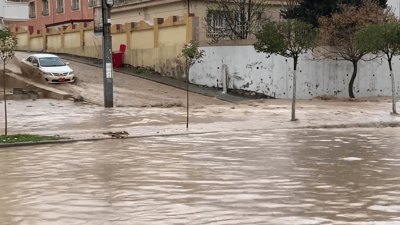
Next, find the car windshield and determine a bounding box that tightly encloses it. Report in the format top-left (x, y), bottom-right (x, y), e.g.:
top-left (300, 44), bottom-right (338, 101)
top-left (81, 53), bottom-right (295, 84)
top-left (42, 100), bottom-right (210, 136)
top-left (39, 57), bottom-right (66, 67)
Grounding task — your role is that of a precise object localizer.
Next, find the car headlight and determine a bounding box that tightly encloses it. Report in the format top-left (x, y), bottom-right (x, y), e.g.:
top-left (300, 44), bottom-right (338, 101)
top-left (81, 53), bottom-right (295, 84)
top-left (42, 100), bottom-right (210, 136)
top-left (41, 71), bottom-right (53, 76)
top-left (69, 71), bottom-right (74, 75)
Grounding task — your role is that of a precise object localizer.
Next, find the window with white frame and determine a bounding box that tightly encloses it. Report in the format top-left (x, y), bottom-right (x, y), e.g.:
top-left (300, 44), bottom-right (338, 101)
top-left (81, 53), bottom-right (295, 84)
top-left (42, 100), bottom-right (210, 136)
top-left (42, 0), bottom-right (49, 16)
top-left (72, 0), bottom-right (79, 10)
top-left (29, 2), bottom-right (36, 18)
top-left (56, 0), bottom-right (64, 13)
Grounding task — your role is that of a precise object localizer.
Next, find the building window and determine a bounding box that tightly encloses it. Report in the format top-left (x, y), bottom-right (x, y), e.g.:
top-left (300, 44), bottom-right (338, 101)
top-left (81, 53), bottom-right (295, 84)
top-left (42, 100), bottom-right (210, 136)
top-left (57, 0), bottom-right (64, 13)
top-left (89, 0), bottom-right (99, 7)
top-left (206, 10), bottom-right (263, 39)
top-left (42, 0), bottom-right (49, 16)
top-left (29, 2), bottom-right (36, 19)
top-left (206, 11), bottom-right (229, 38)
top-left (72, 0), bottom-right (79, 10)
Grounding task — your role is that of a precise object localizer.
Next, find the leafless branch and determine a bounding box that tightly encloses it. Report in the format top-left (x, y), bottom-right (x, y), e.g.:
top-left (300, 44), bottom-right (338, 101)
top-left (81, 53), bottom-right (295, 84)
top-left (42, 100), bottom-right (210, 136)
top-left (203, 0), bottom-right (272, 44)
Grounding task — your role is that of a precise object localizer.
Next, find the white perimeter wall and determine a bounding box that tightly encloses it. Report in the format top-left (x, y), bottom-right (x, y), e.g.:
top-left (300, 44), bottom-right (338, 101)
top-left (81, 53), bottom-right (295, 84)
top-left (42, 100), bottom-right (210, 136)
top-left (388, 0), bottom-right (400, 18)
top-left (190, 46), bottom-right (400, 99)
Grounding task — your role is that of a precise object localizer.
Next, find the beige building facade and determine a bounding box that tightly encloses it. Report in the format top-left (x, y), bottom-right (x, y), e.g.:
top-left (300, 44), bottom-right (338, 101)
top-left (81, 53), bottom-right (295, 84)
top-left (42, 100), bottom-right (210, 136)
top-left (11, 1), bottom-right (285, 80)
top-left (111, 0), bottom-right (284, 46)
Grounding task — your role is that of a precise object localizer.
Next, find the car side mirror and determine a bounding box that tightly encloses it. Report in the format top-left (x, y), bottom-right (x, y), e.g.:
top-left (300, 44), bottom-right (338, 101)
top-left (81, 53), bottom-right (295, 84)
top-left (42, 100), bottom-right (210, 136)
top-left (33, 63), bottom-right (39, 67)
top-left (66, 62), bottom-right (70, 65)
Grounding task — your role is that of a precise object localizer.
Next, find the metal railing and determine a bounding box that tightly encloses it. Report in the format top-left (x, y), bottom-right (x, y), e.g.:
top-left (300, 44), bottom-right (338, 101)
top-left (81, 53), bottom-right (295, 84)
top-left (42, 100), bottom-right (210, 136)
top-left (206, 24), bottom-right (262, 41)
top-left (113, 0), bottom-right (149, 7)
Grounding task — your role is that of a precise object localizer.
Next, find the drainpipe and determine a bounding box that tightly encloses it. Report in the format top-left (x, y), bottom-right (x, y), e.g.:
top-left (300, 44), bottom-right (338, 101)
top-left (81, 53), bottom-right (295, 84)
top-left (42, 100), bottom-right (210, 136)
top-left (222, 64), bottom-right (228, 94)
top-left (0, 17), bottom-right (6, 29)
top-left (52, 0), bottom-right (55, 23)
top-left (81, 0), bottom-right (84, 19)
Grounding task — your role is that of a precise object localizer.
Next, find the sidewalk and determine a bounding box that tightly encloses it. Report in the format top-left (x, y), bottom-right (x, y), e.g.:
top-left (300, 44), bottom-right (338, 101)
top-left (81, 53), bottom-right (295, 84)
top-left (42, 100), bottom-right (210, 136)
top-left (1, 98), bottom-right (399, 145)
top-left (55, 53), bottom-right (249, 103)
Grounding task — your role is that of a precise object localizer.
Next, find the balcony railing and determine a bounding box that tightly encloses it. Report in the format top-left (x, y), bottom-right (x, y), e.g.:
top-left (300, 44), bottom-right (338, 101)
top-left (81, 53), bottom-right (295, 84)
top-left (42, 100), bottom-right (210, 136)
top-left (1, 1), bottom-right (29, 21)
top-left (206, 24), bottom-right (262, 41)
top-left (113, 0), bottom-right (151, 7)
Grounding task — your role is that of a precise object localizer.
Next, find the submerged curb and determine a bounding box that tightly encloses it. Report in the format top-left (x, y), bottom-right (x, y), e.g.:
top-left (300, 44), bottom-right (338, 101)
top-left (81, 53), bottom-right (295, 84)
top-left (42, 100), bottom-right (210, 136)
top-left (0, 131), bottom-right (222, 148)
top-left (2, 121), bottom-right (400, 148)
top-left (0, 138), bottom-right (105, 148)
top-left (302, 121), bottom-right (400, 129)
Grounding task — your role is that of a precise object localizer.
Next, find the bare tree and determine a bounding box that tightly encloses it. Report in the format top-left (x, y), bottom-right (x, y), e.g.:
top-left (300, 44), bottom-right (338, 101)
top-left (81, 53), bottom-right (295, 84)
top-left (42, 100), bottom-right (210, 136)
top-left (204, 0), bottom-right (271, 44)
top-left (315, 0), bottom-right (391, 98)
top-left (278, 0), bottom-right (301, 19)
top-left (0, 29), bottom-right (17, 136)
top-left (178, 41), bottom-right (205, 129)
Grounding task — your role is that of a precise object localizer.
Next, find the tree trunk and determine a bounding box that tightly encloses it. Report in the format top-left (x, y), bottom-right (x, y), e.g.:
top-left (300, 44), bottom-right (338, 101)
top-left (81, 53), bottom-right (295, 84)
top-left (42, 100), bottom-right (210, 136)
top-left (291, 57), bottom-right (298, 121)
top-left (389, 59), bottom-right (396, 114)
top-left (186, 67), bottom-right (189, 129)
top-left (349, 60), bottom-right (358, 99)
top-left (3, 63), bottom-right (7, 136)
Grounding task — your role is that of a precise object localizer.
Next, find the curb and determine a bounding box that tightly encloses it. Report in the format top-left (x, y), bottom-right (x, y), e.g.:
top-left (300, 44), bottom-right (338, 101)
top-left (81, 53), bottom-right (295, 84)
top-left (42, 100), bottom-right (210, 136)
top-left (2, 121), bottom-right (400, 148)
top-left (303, 121), bottom-right (400, 129)
top-left (0, 138), bottom-right (103, 148)
top-left (2, 71), bottom-right (74, 101)
top-left (63, 56), bottom-right (242, 103)
top-left (0, 130), bottom-right (222, 148)
top-left (52, 53), bottom-right (246, 103)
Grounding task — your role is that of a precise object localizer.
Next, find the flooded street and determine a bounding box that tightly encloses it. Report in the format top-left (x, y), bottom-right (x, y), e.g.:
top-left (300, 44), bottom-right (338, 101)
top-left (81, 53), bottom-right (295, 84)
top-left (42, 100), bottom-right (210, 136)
top-left (1, 128), bottom-right (400, 224)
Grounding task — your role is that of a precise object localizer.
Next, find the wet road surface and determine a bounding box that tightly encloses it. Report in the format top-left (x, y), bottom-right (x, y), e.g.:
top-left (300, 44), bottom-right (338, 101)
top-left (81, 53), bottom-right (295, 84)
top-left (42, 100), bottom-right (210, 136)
top-left (1, 128), bottom-right (400, 225)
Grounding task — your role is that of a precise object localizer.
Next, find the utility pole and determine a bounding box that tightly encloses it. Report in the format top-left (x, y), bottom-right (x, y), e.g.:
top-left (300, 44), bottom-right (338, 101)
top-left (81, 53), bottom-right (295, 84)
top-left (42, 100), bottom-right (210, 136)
top-left (102, 0), bottom-right (114, 108)
top-left (186, 0), bottom-right (190, 129)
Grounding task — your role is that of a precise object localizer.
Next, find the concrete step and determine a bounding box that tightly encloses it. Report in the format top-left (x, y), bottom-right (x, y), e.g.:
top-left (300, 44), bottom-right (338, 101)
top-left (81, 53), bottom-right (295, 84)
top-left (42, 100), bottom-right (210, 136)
top-left (0, 73), bottom-right (73, 100)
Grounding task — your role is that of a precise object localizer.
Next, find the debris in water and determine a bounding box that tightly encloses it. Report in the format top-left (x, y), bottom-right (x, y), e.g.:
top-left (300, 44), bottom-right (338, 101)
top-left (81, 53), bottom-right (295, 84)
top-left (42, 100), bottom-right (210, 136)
top-left (103, 131), bottom-right (129, 139)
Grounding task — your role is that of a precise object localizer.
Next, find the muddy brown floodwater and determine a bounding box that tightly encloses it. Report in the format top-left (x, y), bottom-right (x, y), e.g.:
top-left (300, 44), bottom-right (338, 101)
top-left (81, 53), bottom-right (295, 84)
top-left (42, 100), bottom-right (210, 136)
top-left (1, 128), bottom-right (400, 224)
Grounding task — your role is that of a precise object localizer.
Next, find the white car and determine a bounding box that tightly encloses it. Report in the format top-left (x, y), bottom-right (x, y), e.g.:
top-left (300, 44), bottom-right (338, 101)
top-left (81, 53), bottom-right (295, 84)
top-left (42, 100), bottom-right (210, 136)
top-left (20, 54), bottom-right (75, 84)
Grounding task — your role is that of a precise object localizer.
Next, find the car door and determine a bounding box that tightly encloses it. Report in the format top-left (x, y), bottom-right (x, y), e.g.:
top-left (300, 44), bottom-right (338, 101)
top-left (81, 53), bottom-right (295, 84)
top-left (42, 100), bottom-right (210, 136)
top-left (31, 57), bottom-right (41, 79)
top-left (20, 56), bottom-right (32, 76)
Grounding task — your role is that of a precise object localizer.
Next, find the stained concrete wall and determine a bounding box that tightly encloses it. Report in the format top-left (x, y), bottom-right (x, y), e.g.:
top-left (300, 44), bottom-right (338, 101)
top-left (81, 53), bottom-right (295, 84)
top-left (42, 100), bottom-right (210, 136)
top-left (191, 46), bottom-right (399, 99)
top-left (15, 33), bottom-right (29, 50)
top-left (83, 30), bottom-right (102, 59)
top-left (112, 33), bottom-right (127, 52)
top-left (29, 36), bottom-right (44, 51)
top-left (130, 30), bottom-right (154, 49)
top-left (111, 1), bottom-right (187, 25)
top-left (159, 26), bottom-right (186, 47)
top-left (47, 35), bottom-right (62, 52)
